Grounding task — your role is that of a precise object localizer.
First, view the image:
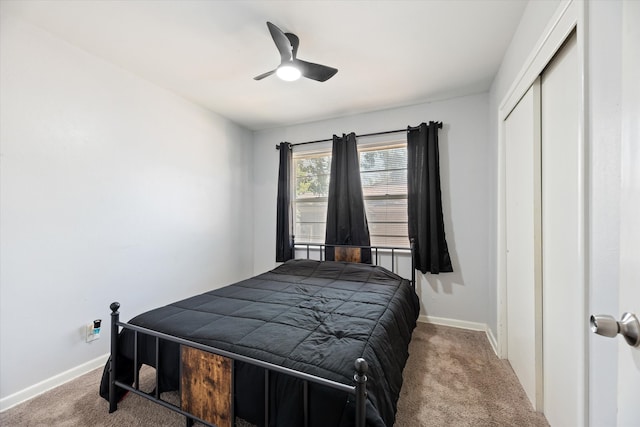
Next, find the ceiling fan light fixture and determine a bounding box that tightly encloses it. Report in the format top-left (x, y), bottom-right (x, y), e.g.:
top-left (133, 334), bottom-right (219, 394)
top-left (276, 64), bottom-right (301, 81)
top-left (254, 22), bottom-right (337, 82)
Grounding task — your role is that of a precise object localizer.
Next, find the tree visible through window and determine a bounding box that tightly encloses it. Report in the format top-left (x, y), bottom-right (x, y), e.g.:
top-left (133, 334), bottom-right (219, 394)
top-left (293, 141), bottom-right (409, 247)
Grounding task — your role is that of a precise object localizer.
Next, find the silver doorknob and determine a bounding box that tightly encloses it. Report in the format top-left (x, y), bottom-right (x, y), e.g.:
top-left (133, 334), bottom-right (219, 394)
top-left (590, 312), bottom-right (640, 347)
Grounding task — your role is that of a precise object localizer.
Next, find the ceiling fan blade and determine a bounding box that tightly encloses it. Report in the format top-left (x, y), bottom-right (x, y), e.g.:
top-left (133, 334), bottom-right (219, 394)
top-left (285, 33), bottom-right (299, 59)
top-left (254, 69), bottom-right (276, 80)
top-left (266, 21), bottom-right (293, 62)
top-left (295, 59), bottom-right (338, 82)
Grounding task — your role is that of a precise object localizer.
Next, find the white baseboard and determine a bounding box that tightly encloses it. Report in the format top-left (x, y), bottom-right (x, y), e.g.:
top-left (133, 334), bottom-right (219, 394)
top-left (485, 327), bottom-right (499, 356)
top-left (0, 353), bottom-right (109, 412)
top-left (418, 315), bottom-right (499, 356)
top-left (418, 314), bottom-right (486, 331)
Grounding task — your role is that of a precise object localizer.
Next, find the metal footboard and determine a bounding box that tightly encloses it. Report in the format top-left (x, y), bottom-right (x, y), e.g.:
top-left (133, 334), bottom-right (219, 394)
top-left (108, 302), bottom-right (369, 427)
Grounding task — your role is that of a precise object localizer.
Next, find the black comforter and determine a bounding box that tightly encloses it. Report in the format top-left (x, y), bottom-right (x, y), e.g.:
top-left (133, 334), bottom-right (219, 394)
top-left (100, 259), bottom-right (419, 427)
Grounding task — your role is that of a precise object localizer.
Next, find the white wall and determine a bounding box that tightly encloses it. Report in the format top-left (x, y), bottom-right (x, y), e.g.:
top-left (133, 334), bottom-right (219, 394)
top-left (253, 94), bottom-right (492, 328)
top-left (0, 14), bottom-right (254, 405)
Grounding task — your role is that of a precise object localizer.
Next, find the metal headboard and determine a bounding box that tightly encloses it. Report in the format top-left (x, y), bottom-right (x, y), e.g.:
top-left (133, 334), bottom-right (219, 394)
top-left (292, 237), bottom-right (416, 289)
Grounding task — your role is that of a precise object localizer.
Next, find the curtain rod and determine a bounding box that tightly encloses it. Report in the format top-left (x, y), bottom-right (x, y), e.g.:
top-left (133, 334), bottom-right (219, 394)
top-left (275, 122), bottom-right (443, 150)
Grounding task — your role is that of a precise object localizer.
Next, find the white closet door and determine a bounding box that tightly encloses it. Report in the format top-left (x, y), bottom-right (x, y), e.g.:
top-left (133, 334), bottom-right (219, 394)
top-left (504, 78), bottom-right (543, 410)
top-left (616, 1), bottom-right (640, 423)
top-left (541, 31), bottom-right (583, 427)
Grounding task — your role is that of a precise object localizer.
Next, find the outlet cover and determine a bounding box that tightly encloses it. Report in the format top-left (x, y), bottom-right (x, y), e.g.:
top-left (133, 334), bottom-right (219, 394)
top-left (86, 323), bottom-right (100, 343)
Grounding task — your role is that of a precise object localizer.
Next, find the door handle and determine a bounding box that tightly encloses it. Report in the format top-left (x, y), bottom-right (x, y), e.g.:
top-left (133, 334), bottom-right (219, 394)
top-left (590, 312), bottom-right (640, 347)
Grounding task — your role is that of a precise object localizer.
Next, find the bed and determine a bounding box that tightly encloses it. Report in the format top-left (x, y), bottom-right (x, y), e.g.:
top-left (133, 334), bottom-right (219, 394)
top-left (100, 243), bottom-right (419, 427)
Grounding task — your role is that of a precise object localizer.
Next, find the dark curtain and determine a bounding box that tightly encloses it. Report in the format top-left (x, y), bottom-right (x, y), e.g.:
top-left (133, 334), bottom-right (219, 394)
top-left (325, 133), bottom-right (371, 263)
top-left (407, 122), bottom-right (453, 274)
top-left (275, 142), bottom-right (293, 262)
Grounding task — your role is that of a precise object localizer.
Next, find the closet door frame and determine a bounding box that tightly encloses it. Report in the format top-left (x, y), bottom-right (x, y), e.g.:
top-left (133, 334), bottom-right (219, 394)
top-left (496, 0), bottom-right (586, 423)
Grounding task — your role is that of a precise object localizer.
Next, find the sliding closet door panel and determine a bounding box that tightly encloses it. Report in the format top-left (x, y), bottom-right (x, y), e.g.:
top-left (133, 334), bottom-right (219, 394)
top-left (504, 78), bottom-right (542, 410)
top-left (541, 31), bottom-right (582, 427)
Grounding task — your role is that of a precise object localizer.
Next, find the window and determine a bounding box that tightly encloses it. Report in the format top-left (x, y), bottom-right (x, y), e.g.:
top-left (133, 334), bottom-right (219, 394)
top-left (293, 140), bottom-right (409, 247)
top-left (293, 150), bottom-right (331, 243)
top-left (359, 142), bottom-right (408, 246)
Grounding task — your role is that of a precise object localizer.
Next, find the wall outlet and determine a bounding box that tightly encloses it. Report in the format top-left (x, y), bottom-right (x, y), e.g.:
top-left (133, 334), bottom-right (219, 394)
top-left (86, 319), bottom-right (101, 343)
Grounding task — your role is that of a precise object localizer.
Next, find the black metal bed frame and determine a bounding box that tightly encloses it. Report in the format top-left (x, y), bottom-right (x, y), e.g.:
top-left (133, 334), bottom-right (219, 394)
top-left (108, 241), bottom-right (415, 427)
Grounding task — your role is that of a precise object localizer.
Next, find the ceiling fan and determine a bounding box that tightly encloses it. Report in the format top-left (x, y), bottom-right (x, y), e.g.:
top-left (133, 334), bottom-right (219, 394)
top-left (254, 22), bottom-right (338, 82)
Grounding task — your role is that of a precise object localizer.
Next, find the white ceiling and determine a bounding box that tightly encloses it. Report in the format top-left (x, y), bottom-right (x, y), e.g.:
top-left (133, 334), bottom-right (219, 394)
top-left (1, 0), bottom-right (527, 131)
